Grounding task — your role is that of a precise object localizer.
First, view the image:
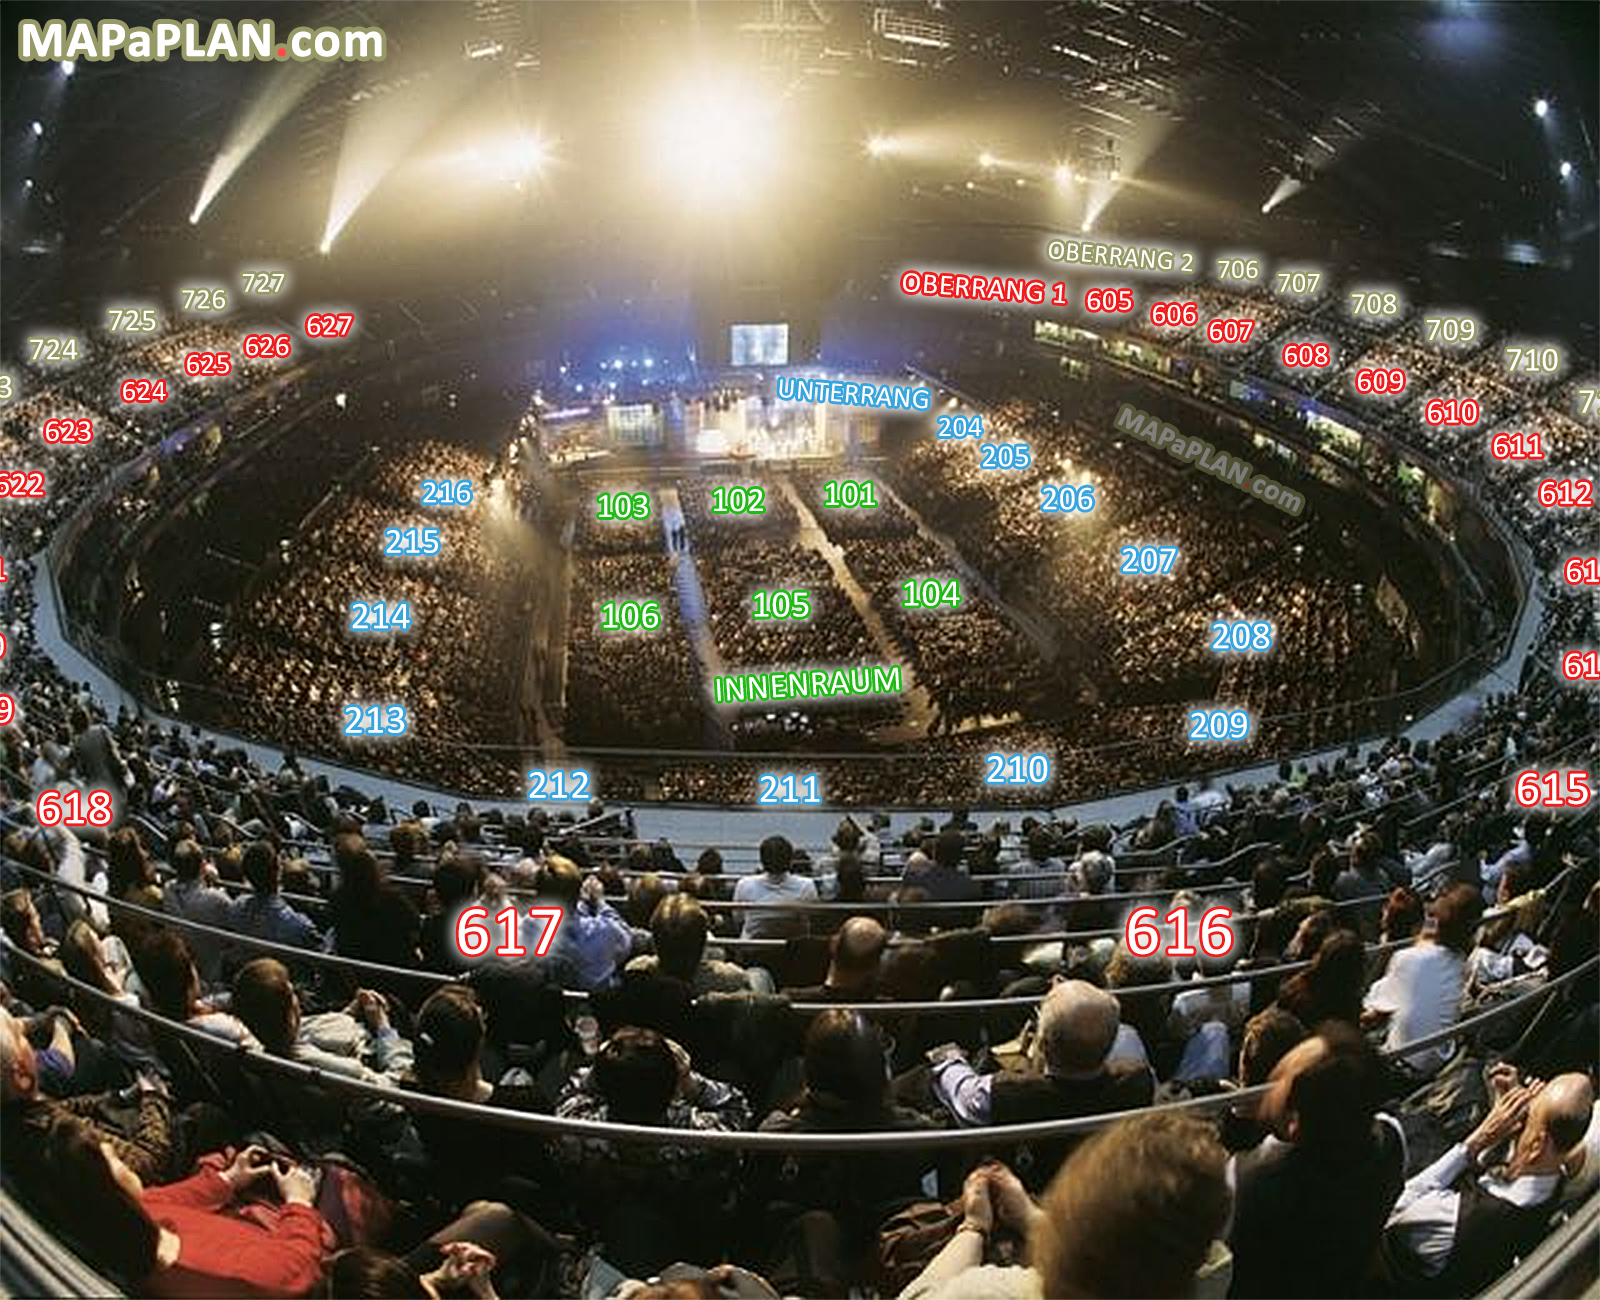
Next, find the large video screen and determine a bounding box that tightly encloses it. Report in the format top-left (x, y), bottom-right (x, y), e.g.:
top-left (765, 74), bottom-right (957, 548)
top-left (730, 323), bottom-right (789, 366)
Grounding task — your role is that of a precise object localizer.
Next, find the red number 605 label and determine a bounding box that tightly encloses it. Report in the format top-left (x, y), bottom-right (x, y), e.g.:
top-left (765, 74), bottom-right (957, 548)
top-left (1124, 904), bottom-right (1234, 958)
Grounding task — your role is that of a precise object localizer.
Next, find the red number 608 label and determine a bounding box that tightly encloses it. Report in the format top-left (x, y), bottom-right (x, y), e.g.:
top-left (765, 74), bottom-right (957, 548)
top-left (1124, 904), bottom-right (1234, 958)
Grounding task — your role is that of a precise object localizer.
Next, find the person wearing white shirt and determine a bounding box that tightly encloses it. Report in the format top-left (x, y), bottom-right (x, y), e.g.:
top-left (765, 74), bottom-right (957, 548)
top-left (1363, 883), bottom-right (1480, 1077)
top-left (733, 835), bottom-right (817, 940)
top-left (1383, 1069), bottom-right (1592, 1294)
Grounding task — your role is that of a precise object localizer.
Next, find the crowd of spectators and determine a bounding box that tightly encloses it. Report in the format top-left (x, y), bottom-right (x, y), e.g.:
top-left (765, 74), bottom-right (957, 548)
top-left (2, 563), bottom-right (1595, 1293)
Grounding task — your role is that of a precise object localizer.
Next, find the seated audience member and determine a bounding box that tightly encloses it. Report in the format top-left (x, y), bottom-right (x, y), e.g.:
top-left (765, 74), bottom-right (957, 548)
top-left (1363, 882), bottom-right (1481, 1077)
top-left (783, 916), bottom-right (888, 1004)
top-left (420, 849), bottom-right (487, 974)
top-left (1380, 886), bottom-right (1425, 946)
top-left (759, 1010), bottom-right (938, 1256)
top-left (1, 1005), bottom-right (184, 1189)
top-left (554, 1026), bottom-right (751, 1276)
top-left (1275, 929), bottom-right (1366, 1030)
top-left (1, 887), bottom-right (65, 1008)
top-left (105, 828), bottom-right (166, 951)
top-left (1332, 833), bottom-right (1392, 938)
top-left (1212, 1007), bottom-right (1308, 1151)
top-left (40, 1118), bottom-right (329, 1298)
top-left (625, 894), bottom-right (758, 994)
top-left (230, 958), bottom-right (412, 1085)
top-left (532, 856), bottom-right (632, 991)
top-left (162, 839), bottom-right (234, 985)
top-left (327, 837), bottom-right (421, 973)
top-left (230, 841), bottom-right (321, 950)
top-left (327, 1205), bottom-right (561, 1300)
top-left (1383, 1069), bottom-right (1595, 1294)
top-left (931, 980), bottom-right (1154, 1126)
top-left (902, 830), bottom-right (982, 907)
top-left (1227, 1023), bottom-right (1404, 1298)
top-left (1002, 826), bottom-right (1065, 901)
top-left (899, 1113), bottom-right (1232, 1300)
top-left (734, 836), bottom-right (818, 940)
top-left (405, 984), bottom-right (547, 1210)
top-left (135, 929), bottom-right (261, 1050)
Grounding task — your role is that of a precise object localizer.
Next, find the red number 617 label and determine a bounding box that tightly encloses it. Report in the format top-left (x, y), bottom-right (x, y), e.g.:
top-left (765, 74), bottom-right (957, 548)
top-left (454, 904), bottom-right (564, 960)
top-left (1124, 904), bottom-right (1234, 958)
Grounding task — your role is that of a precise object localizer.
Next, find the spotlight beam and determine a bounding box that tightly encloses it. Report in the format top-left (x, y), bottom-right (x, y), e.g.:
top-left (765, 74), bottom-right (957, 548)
top-left (191, 61), bottom-right (321, 224)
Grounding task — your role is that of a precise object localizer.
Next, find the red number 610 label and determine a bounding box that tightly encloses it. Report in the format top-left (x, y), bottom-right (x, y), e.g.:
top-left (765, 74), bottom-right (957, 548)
top-left (1124, 904), bottom-right (1234, 958)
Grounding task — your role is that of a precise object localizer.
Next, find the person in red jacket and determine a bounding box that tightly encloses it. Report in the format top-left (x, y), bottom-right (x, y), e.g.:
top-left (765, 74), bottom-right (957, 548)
top-left (39, 1115), bottom-right (329, 1298)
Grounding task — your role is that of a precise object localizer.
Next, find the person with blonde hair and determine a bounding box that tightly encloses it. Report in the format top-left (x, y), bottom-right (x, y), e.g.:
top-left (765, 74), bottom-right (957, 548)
top-left (899, 1112), bottom-right (1233, 1299)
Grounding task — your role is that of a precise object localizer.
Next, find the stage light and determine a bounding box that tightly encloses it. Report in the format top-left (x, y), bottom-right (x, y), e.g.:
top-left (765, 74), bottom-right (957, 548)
top-left (319, 237), bottom-right (333, 254)
top-left (31, 121), bottom-right (43, 137)
top-left (978, 151), bottom-right (997, 169)
top-left (23, 178), bottom-right (34, 191)
top-left (647, 75), bottom-right (782, 198)
top-left (1534, 98), bottom-right (1549, 118)
top-left (1261, 174), bottom-right (1305, 214)
top-left (1109, 168), bottom-right (1119, 182)
top-left (866, 135), bottom-right (893, 158)
top-left (193, 61), bottom-right (319, 224)
top-left (1053, 164), bottom-right (1072, 188)
top-left (1082, 217), bottom-right (1093, 232)
top-left (61, 60), bottom-right (75, 77)
top-left (1559, 160), bottom-right (1572, 178)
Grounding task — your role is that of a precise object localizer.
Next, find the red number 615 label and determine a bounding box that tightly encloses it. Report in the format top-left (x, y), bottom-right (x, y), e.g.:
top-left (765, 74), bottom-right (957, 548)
top-left (1124, 904), bottom-right (1234, 958)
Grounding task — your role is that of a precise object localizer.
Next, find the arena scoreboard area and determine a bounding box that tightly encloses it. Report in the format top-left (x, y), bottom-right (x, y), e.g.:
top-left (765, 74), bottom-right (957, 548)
top-left (0, 3), bottom-right (1596, 1294)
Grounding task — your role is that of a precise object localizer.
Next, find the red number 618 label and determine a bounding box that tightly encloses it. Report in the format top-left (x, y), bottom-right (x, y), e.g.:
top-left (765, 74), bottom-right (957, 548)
top-left (1124, 904), bottom-right (1234, 958)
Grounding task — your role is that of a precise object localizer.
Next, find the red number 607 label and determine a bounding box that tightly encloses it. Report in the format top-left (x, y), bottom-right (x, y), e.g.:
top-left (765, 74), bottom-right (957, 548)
top-left (1124, 904), bottom-right (1234, 958)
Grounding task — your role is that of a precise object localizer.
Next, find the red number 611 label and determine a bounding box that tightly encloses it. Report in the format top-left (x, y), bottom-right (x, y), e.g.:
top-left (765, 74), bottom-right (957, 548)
top-left (454, 904), bottom-right (564, 960)
top-left (1124, 904), bottom-right (1234, 958)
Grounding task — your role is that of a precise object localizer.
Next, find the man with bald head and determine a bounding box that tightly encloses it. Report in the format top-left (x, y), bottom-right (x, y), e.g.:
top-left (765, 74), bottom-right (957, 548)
top-left (1383, 1067), bottom-right (1595, 1294)
top-left (929, 979), bottom-right (1153, 1127)
top-left (784, 917), bottom-right (888, 1004)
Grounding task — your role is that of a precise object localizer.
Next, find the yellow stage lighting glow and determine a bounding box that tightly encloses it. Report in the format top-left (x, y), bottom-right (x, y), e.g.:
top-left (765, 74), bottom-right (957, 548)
top-left (866, 134), bottom-right (894, 158)
top-left (648, 76), bottom-right (781, 199)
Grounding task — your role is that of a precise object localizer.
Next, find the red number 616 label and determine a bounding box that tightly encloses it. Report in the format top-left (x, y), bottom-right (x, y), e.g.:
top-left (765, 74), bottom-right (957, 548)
top-left (1124, 904), bottom-right (1234, 958)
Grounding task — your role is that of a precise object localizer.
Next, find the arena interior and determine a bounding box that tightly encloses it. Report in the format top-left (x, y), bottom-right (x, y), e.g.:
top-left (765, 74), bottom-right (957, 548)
top-left (1, 2), bottom-right (1597, 1297)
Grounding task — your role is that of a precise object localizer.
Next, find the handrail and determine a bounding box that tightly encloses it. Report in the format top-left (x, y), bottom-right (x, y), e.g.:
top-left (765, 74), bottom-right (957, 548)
top-left (2, 938), bottom-right (1589, 1151)
top-left (0, 857), bottom-right (1399, 1013)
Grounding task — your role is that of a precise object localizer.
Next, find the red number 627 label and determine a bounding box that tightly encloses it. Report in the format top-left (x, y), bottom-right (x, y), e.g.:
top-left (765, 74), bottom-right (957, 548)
top-left (304, 313), bottom-right (355, 339)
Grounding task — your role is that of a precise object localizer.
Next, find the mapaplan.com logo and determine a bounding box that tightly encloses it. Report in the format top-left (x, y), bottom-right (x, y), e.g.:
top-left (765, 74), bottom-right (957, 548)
top-left (19, 19), bottom-right (385, 63)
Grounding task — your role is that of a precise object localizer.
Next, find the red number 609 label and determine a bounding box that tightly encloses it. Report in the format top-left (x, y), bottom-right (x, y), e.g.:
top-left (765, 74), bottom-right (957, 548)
top-left (1124, 904), bottom-right (1234, 958)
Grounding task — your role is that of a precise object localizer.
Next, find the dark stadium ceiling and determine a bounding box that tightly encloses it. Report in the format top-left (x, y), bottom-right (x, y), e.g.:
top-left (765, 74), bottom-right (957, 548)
top-left (3, 0), bottom-right (1596, 326)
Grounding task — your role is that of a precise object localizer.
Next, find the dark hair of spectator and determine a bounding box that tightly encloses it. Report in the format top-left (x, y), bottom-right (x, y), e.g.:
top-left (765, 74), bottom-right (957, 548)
top-left (593, 1026), bottom-right (678, 1124)
top-left (231, 958), bottom-right (298, 1055)
top-left (759, 836), bottom-right (793, 876)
